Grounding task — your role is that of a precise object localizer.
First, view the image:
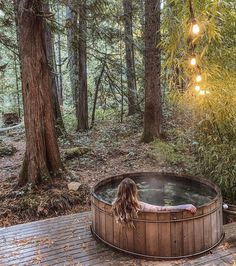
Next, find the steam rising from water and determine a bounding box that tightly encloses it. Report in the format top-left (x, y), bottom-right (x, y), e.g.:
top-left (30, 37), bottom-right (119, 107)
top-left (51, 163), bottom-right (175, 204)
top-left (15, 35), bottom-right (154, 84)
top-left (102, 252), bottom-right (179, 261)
top-left (95, 176), bottom-right (216, 207)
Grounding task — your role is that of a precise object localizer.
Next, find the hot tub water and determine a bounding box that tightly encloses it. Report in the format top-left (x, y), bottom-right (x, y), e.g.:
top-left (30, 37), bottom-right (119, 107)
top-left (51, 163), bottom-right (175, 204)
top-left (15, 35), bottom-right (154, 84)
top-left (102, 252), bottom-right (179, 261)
top-left (96, 176), bottom-right (216, 207)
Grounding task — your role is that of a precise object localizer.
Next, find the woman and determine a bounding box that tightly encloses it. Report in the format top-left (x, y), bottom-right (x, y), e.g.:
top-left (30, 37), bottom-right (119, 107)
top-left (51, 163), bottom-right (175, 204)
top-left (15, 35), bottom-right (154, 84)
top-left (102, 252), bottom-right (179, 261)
top-left (112, 177), bottom-right (197, 227)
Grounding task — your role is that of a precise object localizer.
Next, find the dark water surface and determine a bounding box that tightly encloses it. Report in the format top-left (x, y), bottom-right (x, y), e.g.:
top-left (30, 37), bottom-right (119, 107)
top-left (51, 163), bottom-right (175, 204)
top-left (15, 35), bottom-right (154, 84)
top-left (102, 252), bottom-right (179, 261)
top-left (95, 176), bottom-right (217, 207)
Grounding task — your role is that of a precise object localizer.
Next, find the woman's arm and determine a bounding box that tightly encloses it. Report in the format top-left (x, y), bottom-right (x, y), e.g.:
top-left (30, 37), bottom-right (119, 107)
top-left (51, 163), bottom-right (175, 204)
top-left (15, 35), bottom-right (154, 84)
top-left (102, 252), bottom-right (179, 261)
top-left (140, 202), bottom-right (197, 214)
top-left (165, 204), bottom-right (197, 214)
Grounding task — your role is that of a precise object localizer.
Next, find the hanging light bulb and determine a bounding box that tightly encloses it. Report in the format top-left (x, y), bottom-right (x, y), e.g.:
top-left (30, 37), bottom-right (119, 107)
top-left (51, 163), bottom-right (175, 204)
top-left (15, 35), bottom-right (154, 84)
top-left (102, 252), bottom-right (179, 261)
top-left (192, 23), bottom-right (200, 35)
top-left (196, 75), bottom-right (202, 82)
top-left (190, 57), bottom-right (197, 66)
top-left (194, 85), bottom-right (201, 92)
top-left (199, 90), bottom-right (206, 95)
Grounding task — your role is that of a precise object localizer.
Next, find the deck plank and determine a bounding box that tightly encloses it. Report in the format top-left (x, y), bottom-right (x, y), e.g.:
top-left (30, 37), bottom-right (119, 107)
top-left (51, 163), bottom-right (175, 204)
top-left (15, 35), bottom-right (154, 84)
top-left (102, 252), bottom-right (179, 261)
top-left (0, 212), bottom-right (235, 266)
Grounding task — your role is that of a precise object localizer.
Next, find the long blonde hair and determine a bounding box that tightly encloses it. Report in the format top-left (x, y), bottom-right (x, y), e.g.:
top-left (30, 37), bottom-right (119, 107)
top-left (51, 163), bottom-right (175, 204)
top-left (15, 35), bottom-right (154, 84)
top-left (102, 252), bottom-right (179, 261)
top-left (112, 178), bottom-right (140, 227)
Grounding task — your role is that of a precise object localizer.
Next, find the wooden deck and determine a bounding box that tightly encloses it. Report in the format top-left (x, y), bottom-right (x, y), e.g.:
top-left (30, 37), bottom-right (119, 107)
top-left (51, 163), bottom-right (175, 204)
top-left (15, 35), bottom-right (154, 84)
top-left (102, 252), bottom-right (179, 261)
top-left (0, 212), bottom-right (235, 266)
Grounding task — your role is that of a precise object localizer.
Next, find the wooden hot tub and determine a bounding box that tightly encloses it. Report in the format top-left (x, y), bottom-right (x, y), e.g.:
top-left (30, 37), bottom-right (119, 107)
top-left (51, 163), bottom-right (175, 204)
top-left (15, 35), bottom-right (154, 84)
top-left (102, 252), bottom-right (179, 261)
top-left (91, 172), bottom-right (224, 259)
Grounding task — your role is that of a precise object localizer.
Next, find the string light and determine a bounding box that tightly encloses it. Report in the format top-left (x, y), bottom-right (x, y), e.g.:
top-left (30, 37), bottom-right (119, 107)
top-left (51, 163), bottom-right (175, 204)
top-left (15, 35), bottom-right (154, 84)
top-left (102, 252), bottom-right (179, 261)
top-left (196, 75), bottom-right (202, 82)
top-left (190, 57), bottom-right (197, 66)
top-left (192, 23), bottom-right (200, 35)
top-left (194, 85), bottom-right (201, 92)
top-left (188, 4), bottom-right (208, 96)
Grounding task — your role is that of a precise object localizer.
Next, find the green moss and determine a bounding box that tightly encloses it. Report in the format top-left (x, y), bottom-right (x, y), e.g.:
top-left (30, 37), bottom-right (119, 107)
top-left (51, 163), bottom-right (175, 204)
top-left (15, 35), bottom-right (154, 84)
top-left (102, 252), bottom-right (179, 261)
top-left (62, 146), bottom-right (90, 160)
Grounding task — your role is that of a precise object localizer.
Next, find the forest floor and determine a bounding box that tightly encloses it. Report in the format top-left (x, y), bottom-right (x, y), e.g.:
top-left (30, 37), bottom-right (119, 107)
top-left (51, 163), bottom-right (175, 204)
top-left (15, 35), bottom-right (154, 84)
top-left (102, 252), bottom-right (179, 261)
top-left (0, 116), bottom-right (193, 227)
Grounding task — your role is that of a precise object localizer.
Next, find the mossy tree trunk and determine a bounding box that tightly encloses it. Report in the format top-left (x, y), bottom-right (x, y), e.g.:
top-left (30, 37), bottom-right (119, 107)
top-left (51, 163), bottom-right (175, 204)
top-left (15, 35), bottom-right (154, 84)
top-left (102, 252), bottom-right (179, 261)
top-left (16, 0), bottom-right (63, 186)
top-left (143, 0), bottom-right (162, 143)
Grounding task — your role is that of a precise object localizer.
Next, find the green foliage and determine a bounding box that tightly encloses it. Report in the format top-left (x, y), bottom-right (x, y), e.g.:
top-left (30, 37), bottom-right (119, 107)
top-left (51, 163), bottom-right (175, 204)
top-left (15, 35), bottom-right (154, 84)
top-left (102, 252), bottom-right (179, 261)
top-left (165, 69), bottom-right (236, 203)
top-left (161, 0), bottom-right (236, 203)
top-left (149, 139), bottom-right (189, 167)
top-left (193, 73), bottom-right (236, 204)
top-left (196, 143), bottom-right (236, 204)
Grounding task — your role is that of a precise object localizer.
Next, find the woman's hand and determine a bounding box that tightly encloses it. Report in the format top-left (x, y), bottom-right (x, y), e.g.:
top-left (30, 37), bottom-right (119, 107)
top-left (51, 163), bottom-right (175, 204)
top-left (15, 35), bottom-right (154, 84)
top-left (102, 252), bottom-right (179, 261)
top-left (185, 204), bottom-right (197, 214)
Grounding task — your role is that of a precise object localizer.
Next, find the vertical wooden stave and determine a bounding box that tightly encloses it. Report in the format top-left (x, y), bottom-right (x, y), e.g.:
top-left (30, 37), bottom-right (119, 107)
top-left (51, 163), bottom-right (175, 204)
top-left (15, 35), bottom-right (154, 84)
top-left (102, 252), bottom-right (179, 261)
top-left (94, 198), bottom-right (100, 236)
top-left (170, 212), bottom-right (183, 257)
top-left (98, 201), bottom-right (106, 240)
top-left (203, 204), bottom-right (212, 250)
top-left (211, 201), bottom-right (218, 245)
top-left (194, 207), bottom-right (204, 253)
top-left (104, 204), bottom-right (114, 245)
top-left (183, 210), bottom-right (195, 256)
top-left (133, 212), bottom-right (146, 255)
top-left (119, 222), bottom-right (134, 252)
top-left (219, 199), bottom-right (224, 238)
top-left (91, 196), bottom-right (95, 232)
top-left (145, 212), bottom-right (159, 256)
top-left (158, 212), bottom-right (171, 257)
top-left (113, 213), bottom-right (121, 247)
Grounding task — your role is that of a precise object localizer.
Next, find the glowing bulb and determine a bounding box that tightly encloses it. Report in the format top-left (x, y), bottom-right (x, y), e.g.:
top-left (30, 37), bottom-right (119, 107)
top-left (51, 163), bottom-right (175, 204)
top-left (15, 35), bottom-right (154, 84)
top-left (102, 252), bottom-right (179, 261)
top-left (190, 58), bottom-right (197, 66)
top-left (206, 90), bottom-right (210, 94)
top-left (195, 85), bottom-right (201, 92)
top-left (192, 23), bottom-right (200, 34)
top-left (196, 75), bottom-right (202, 82)
top-left (199, 90), bottom-right (206, 95)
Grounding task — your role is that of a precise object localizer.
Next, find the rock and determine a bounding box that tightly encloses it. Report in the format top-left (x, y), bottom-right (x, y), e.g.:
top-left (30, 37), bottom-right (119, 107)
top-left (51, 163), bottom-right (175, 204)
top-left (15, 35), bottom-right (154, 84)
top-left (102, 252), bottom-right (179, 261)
top-left (68, 182), bottom-right (82, 191)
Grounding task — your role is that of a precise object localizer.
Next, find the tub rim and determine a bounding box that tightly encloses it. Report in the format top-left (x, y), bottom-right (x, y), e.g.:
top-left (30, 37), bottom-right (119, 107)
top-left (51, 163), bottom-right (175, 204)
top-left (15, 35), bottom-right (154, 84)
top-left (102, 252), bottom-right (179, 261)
top-left (91, 171), bottom-right (222, 213)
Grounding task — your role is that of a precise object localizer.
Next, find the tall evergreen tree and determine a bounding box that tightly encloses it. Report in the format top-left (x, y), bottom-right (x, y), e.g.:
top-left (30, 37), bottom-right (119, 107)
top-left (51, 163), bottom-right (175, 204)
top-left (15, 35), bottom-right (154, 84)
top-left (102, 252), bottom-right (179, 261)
top-left (122, 0), bottom-right (139, 115)
top-left (66, 0), bottom-right (79, 107)
top-left (143, 0), bottom-right (162, 142)
top-left (77, 0), bottom-right (88, 131)
top-left (16, 0), bottom-right (63, 185)
top-left (43, 1), bottom-right (65, 135)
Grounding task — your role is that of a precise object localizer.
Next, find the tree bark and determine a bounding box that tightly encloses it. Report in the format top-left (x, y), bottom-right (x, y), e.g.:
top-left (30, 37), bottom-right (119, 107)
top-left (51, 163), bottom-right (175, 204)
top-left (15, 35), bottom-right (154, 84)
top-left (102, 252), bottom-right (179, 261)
top-left (77, 0), bottom-right (88, 131)
top-left (56, 3), bottom-right (63, 106)
top-left (43, 1), bottom-right (65, 136)
top-left (16, 0), bottom-right (63, 186)
top-left (66, 0), bottom-right (79, 107)
top-left (122, 0), bottom-right (140, 116)
top-left (91, 61), bottom-right (106, 128)
top-left (13, 53), bottom-right (21, 118)
top-left (143, 0), bottom-right (162, 143)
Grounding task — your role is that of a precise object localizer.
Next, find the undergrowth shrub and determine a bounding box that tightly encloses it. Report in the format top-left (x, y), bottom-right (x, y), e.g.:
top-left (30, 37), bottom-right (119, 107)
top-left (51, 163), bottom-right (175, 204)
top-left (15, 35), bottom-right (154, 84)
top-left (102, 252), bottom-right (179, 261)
top-left (166, 72), bottom-right (236, 204)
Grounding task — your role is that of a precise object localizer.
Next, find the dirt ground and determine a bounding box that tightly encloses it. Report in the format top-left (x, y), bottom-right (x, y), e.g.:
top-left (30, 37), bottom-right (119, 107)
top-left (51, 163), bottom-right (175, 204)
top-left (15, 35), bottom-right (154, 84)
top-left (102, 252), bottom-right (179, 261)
top-left (0, 118), bottom-right (177, 227)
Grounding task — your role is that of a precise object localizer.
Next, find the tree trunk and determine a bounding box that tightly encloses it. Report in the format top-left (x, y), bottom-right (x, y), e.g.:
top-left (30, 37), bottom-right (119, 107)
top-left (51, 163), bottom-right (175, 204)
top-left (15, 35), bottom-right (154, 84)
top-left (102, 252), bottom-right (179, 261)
top-left (43, 1), bottom-right (65, 136)
top-left (66, 0), bottom-right (79, 107)
top-left (13, 53), bottom-right (21, 118)
top-left (91, 61), bottom-right (106, 128)
top-left (143, 0), bottom-right (162, 143)
top-left (16, 0), bottom-right (63, 186)
top-left (122, 0), bottom-right (140, 116)
top-left (56, 3), bottom-right (63, 106)
top-left (77, 0), bottom-right (88, 131)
